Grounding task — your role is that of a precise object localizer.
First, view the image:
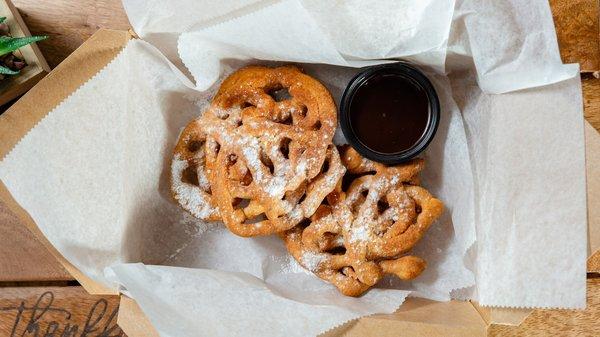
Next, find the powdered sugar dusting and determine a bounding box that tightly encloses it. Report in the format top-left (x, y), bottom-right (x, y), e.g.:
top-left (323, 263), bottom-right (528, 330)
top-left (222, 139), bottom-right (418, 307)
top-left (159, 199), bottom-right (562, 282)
top-left (349, 224), bottom-right (369, 243)
top-left (301, 251), bottom-right (326, 271)
top-left (287, 206), bottom-right (303, 221)
top-left (325, 164), bottom-right (345, 187)
top-left (204, 112), bottom-right (304, 199)
top-left (281, 256), bottom-right (312, 274)
top-left (295, 160), bottom-right (307, 175)
top-left (195, 149), bottom-right (211, 190)
top-left (265, 175), bottom-right (287, 197)
top-left (171, 155), bottom-right (217, 219)
top-left (240, 137), bottom-right (264, 182)
top-left (165, 212), bottom-right (215, 262)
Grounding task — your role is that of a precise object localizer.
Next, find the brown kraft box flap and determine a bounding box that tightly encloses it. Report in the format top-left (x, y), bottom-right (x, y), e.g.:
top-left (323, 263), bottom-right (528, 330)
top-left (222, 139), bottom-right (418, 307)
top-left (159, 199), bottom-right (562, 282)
top-left (0, 29), bottom-right (132, 295)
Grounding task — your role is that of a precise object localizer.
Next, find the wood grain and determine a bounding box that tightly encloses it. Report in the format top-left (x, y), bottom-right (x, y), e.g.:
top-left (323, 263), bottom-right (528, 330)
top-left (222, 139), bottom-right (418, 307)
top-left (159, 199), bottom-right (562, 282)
top-left (117, 297), bottom-right (159, 337)
top-left (0, 199), bottom-right (71, 282)
top-left (0, 286), bottom-right (124, 336)
top-left (583, 74), bottom-right (600, 132)
top-left (550, 0), bottom-right (600, 72)
top-left (488, 278), bottom-right (600, 336)
top-left (11, 0), bottom-right (130, 68)
top-left (589, 251), bottom-right (600, 273)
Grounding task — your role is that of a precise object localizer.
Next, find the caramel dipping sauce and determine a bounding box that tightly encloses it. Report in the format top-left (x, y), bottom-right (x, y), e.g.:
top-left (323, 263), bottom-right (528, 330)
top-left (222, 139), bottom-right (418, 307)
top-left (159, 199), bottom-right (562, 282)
top-left (340, 63), bottom-right (440, 164)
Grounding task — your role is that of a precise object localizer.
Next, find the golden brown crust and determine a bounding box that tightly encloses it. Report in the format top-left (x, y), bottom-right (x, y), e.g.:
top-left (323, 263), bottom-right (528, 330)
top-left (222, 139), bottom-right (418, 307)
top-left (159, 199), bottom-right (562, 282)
top-left (171, 65), bottom-right (342, 235)
top-left (171, 66), bottom-right (444, 297)
top-left (171, 120), bottom-right (220, 221)
top-left (203, 66), bottom-right (340, 236)
top-left (282, 147), bottom-right (444, 297)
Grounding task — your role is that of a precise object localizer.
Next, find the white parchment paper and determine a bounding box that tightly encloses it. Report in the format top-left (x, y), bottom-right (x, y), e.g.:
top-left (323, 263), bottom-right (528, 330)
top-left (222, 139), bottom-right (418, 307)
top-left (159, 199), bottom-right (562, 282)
top-left (0, 0), bottom-right (588, 336)
top-left (453, 0), bottom-right (579, 93)
top-left (449, 72), bottom-right (587, 308)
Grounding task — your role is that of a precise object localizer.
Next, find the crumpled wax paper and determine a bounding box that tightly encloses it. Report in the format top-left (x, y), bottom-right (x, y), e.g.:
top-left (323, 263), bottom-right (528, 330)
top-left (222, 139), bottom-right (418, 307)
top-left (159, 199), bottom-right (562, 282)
top-left (0, 0), bottom-right (588, 336)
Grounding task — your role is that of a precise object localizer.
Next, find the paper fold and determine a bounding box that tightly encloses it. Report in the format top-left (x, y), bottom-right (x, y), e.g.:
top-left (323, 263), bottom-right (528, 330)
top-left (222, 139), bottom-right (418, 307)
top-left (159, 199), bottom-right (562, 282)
top-left (453, 0), bottom-right (579, 93)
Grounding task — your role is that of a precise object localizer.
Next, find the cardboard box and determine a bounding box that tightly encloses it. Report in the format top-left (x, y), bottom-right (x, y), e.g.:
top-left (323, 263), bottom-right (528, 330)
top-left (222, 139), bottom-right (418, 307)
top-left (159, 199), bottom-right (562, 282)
top-left (1, 29), bottom-right (598, 337)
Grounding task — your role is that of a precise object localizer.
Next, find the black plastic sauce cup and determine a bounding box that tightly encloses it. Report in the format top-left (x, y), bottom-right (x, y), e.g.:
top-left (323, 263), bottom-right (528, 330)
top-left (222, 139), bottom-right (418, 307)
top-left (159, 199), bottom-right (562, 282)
top-left (340, 62), bottom-right (440, 165)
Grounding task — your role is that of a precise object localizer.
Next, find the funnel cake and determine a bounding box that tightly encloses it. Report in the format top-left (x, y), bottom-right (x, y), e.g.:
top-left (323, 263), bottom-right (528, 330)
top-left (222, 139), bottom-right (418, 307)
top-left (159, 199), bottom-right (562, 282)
top-left (282, 147), bottom-right (443, 296)
top-left (172, 66), bottom-right (342, 236)
top-left (171, 122), bottom-right (220, 221)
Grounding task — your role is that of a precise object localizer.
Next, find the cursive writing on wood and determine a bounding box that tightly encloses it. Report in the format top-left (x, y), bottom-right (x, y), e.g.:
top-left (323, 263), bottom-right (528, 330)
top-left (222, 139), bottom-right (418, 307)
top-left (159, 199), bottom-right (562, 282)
top-left (0, 287), bottom-right (123, 337)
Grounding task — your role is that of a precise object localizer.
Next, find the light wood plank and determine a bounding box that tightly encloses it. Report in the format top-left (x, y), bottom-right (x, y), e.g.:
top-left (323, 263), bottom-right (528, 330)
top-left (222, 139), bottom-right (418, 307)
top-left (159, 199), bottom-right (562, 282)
top-left (589, 251), bottom-right (600, 273)
top-left (0, 286), bottom-right (125, 336)
top-left (0, 200), bottom-right (71, 281)
top-left (11, 0), bottom-right (131, 68)
top-left (488, 278), bottom-right (600, 336)
top-left (583, 75), bottom-right (600, 132)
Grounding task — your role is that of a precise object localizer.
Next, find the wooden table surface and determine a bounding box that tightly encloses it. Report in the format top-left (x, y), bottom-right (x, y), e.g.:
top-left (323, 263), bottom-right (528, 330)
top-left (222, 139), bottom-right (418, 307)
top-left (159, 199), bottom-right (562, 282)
top-left (0, 1), bottom-right (599, 336)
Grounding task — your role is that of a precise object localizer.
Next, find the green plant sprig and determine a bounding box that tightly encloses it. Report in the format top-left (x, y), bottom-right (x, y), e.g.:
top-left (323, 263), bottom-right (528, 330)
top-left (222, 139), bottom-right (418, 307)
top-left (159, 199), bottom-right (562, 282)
top-left (0, 17), bottom-right (47, 76)
top-left (0, 35), bottom-right (47, 56)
